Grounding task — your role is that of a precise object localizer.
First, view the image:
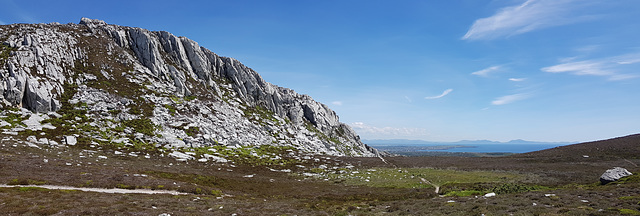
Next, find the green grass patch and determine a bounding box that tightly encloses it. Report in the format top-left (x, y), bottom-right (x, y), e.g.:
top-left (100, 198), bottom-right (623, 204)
top-left (444, 190), bottom-right (484, 197)
top-left (619, 196), bottom-right (640, 200)
top-left (616, 173), bottom-right (640, 184)
top-left (619, 208), bottom-right (640, 215)
top-left (328, 168), bottom-right (522, 189)
top-left (310, 168), bottom-right (325, 174)
top-left (0, 44), bottom-right (17, 65)
top-left (163, 104), bottom-right (177, 115)
top-left (491, 183), bottom-right (550, 194)
top-left (184, 126), bottom-right (199, 137)
top-left (0, 112), bottom-right (27, 128)
top-left (122, 118), bottom-right (158, 136)
top-left (185, 95), bottom-right (197, 101)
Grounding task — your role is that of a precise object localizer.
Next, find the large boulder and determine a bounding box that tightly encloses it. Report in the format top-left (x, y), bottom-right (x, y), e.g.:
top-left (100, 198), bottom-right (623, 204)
top-left (600, 167), bottom-right (633, 184)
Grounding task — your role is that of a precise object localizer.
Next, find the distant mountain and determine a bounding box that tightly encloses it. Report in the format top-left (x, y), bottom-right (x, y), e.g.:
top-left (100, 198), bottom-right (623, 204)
top-left (364, 139), bottom-right (574, 146)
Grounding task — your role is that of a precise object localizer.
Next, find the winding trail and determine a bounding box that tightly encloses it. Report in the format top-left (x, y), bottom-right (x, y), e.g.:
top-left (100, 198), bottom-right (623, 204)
top-left (419, 178), bottom-right (440, 194)
top-left (0, 184), bottom-right (187, 195)
top-left (624, 159), bottom-right (638, 167)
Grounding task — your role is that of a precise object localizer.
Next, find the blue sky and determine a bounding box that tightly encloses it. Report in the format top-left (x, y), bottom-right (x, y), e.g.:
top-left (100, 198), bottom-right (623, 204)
top-left (2, 0), bottom-right (640, 142)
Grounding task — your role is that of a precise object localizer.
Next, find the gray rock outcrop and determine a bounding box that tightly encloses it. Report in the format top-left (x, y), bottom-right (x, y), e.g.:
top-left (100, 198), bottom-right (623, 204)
top-left (599, 167), bottom-right (633, 184)
top-left (0, 18), bottom-right (379, 157)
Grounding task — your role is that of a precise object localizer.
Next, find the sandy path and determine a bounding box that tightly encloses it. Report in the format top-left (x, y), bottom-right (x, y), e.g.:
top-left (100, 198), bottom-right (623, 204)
top-left (0, 184), bottom-right (187, 195)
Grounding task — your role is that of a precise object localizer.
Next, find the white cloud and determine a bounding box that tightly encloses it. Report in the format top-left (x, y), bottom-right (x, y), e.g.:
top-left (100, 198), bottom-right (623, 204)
top-left (508, 78), bottom-right (526, 82)
top-left (542, 53), bottom-right (640, 80)
top-left (575, 45), bottom-right (601, 53)
top-left (471, 66), bottom-right (501, 77)
top-left (617, 59), bottom-right (640, 65)
top-left (492, 93), bottom-right (529, 105)
top-left (425, 89), bottom-right (453, 99)
top-left (350, 122), bottom-right (428, 138)
top-left (331, 101), bottom-right (343, 106)
top-left (541, 60), bottom-right (611, 76)
top-left (613, 53), bottom-right (640, 65)
top-left (462, 0), bottom-right (592, 40)
top-left (0, 20), bottom-right (5, 25)
top-left (404, 96), bottom-right (412, 103)
top-left (609, 74), bottom-right (640, 81)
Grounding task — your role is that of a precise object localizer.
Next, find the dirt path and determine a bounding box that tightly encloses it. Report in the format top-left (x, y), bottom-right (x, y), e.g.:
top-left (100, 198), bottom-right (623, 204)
top-left (419, 178), bottom-right (440, 194)
top-left (0, 184), bottom-right (187, 195)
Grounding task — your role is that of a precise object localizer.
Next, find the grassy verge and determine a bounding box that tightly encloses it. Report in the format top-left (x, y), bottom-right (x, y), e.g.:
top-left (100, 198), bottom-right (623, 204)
top-left (327, 167), bottom-right (523, 189)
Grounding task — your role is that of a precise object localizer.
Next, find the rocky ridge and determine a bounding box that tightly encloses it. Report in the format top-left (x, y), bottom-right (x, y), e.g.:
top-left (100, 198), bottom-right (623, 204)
top-left (0, 18), bottom-right (379, 159)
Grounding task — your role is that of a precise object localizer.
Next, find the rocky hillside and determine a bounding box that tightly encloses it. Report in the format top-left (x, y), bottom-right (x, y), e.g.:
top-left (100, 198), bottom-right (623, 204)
top-left (0, 18), bottom-right (379, 158)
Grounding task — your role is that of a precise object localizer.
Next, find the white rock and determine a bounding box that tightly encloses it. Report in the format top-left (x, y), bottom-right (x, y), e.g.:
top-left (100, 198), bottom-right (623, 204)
top-left (600, 167), bottom-right (633, 184)
top-left (202, 154), bottom-right (228, 163)
top-left (168, 151), bottom-right (194, 161)
top-left (65, 136), bottom-right (77, 146)
top-left (0, 121), bottom-right (10, 127)
top-left (484, 193), bottom-right (496, 197)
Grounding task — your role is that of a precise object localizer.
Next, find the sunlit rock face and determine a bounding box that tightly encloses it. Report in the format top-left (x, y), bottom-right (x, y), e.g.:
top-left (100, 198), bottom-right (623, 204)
top-left (0, 18), bottom-right (379, 157)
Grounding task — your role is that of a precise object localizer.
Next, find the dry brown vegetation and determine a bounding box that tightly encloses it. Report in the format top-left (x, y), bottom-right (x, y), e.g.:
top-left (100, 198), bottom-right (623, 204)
top-left (1, 133), bottom-right (640, 215)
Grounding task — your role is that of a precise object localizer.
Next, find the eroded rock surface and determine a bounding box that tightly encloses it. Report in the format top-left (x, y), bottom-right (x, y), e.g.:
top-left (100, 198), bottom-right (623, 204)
top-left (0, 18), bottom-right (379, 157)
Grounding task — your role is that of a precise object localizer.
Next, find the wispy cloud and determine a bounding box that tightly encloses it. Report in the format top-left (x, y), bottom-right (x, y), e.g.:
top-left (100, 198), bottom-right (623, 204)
top-left (0, 20), bottom-right (5, 25)
top-left (462, 0), bottom-right (593, 40)
top-left (471, 66), bottom-right (501, 77)
top-left (350, 122), bottom-right (428, 138)
top-left (492, 93), bottom-right (529, 105)
top-left (614, 53), bottom-right (640, 65)
top-left (542, 60), bottom-right (611, 76)
top-left (331, 101), bottom-right (343, 106)
top-left (541, 53), bottom-right (640, 80)
top-left (404, 96), bottom-right (413, 103)
top-left (509, 78), bottom-right (526, 82)
top-left (425, 89), bottom-right (453, 99)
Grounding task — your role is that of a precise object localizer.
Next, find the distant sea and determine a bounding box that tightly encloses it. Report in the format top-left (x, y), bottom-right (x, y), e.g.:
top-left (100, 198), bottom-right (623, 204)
top-left (370, 143), bottom-right (567, 154)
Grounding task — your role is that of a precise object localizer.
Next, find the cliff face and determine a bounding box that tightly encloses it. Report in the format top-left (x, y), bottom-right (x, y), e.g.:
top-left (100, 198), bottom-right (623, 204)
top-left (0, 18), bottom-right (379, 157)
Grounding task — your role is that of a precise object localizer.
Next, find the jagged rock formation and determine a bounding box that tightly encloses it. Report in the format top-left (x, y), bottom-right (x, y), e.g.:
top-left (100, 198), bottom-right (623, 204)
top-left (0, 18), bottom-right (379, 157)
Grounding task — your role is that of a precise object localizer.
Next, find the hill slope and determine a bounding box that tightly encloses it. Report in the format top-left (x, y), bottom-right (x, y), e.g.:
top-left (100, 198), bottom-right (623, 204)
top-left (518, 133), bottom-right (640, 160)
top-left (0, 18), bottom-right (379, 157)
